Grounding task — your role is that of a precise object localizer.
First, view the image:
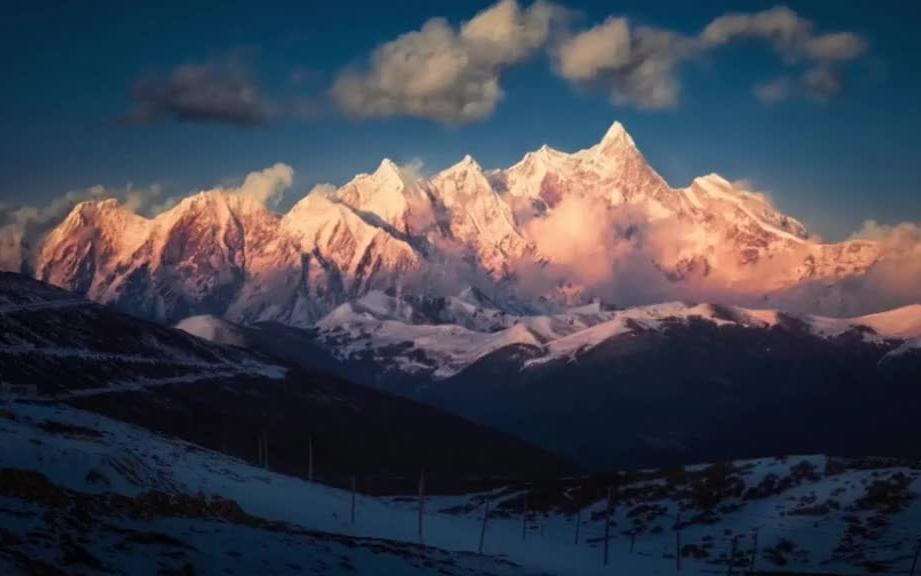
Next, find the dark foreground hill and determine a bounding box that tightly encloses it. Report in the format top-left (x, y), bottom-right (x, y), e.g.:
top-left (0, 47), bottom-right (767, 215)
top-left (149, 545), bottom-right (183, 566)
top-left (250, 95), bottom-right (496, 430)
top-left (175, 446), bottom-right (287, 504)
top-left (0, 272), bottom-right (573, 493)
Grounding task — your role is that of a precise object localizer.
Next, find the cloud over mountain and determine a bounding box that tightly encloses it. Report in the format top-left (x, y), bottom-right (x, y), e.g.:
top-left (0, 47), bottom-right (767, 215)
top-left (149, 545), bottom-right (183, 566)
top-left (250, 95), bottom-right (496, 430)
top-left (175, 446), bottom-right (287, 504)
top-left (126, 60), bottom-right (273, 125)
top-left (556, 5), bottom-right (866, 109)
top-left (125, 59), bottom-right (321, 126)
top-left (331, 0), bottom-right (565, 124)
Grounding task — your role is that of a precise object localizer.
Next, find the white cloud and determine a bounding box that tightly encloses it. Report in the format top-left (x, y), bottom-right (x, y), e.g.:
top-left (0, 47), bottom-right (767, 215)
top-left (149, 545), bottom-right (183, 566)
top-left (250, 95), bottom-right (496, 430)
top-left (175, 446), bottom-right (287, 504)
top-left (554, 19), bottom-right (699, 109)
top-left (230, 163), bottom-right (294, 207)
top-left (331, 0), bottom-right (565, 124)
top-left (701, 6), bottom-right (811, 54)
top-left (804, 32), bottom-right (867, 61)
top-left (556, 5), bottom-right (866, 110)
top-left (555, 17), bottom-right (631, 81)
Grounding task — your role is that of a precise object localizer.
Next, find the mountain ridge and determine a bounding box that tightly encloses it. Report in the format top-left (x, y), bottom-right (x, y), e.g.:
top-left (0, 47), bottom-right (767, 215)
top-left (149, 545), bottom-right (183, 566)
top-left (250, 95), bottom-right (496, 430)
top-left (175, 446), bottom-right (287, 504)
top-left (34, 121), bottom-right (885, 325)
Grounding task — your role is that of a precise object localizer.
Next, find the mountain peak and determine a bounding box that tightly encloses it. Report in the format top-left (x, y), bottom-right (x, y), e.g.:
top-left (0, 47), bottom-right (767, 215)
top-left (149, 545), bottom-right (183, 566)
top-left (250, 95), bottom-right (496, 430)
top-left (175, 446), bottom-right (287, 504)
top-left (374, 158), bottom-right (404, 182)
top-left (71, 198), bottom-right (126, 217)
top-left (442, 154), bottom-right (483, 176)
top-left (59, 198), bottom-right (145, 233)
top-left (694, 173), bottom-right (732, 188)
top-left (459, 154), bottom-right (480, 168)
top-left (599, 121), bottom-right (636, 149)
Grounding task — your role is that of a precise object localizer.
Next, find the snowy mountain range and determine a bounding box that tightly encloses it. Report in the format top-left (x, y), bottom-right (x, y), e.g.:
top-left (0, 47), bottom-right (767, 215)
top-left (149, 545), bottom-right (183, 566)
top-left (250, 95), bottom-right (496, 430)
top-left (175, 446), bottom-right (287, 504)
top-left (34, 121), bottom-right (882, 326)
top-left (285, 289), bottom-right (921, 381)
top-left (24, 119), bottom-right (921, 474)
top-left (177, 287), bottom-right (921, 471)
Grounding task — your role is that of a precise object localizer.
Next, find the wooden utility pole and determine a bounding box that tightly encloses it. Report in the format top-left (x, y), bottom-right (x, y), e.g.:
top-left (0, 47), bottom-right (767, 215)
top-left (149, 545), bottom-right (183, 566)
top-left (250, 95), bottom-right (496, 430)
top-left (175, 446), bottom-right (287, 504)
top-left (307, 435), bottom-right (314, 482)
top-left (574, 509), bottom-right (581, 545)
top-left (603, 485), bottom-right (614, 566)
top-left (674, 511), bottom-right (682, 572)
top-left (478, 500), bottom-right (490, 555)
top-left (726, 535), bottom-right (738, 576)
top-left (522, 494), bottom-right (528, 541)
top-left (749, 528), bottom-right (760, 574)
top-left (910, 537), bottom-right (921, 576)
top-left (350, 475), bottom-right (357, 525)
top-left (257, 431), bottom-right (268, 468)
top-left (259, 431), bottom-right (269, 469)
top-left (418, 470), bottom-right (425, 545)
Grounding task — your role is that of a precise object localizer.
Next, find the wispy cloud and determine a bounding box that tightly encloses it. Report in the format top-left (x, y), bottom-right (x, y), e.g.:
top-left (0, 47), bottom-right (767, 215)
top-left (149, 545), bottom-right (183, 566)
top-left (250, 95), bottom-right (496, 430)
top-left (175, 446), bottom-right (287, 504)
top-left (126, 60), bottom-right (272, 125)
top-left (124, 59), bottom-right (321, 126)
top-left (556, 5), bottom-right (867, 109)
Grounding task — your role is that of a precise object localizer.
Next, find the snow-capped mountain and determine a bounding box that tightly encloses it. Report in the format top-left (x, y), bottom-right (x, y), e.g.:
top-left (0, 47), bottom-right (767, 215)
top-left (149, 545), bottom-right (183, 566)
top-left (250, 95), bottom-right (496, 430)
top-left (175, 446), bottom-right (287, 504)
top-left (200, 290), bottom-right (921, 471)
top-left (303, 289), bottom-right (921, 382)
top-left (33, 121), bottom-right (884, 325)
top-left (497, 121), bottom-right (674, 212)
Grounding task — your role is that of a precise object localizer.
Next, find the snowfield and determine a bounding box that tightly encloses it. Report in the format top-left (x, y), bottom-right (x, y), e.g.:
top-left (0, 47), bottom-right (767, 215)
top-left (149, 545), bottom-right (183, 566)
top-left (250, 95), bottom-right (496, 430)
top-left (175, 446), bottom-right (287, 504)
top-left (2, 400), bottom-right (920, 575)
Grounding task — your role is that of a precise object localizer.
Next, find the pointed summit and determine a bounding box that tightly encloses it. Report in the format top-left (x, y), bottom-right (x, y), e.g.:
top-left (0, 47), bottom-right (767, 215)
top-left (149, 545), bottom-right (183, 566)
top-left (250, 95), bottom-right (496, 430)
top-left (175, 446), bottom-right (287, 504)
top-left (439, 154), bottom-right (484, 178)
top-left (332, 159), bottom-right (417, 232)
top-left (457, 154), bottom-right (481, 170)
top-left (374, 158), bottom-right (404, 182)
top-left (599, 121), bottom-right (636, 149)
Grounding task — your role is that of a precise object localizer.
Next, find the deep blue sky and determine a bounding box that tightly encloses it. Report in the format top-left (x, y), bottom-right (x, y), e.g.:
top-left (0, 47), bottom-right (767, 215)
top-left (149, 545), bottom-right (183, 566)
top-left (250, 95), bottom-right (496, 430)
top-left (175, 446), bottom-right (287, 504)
top-left (2, 0), bottom-right (920, 240)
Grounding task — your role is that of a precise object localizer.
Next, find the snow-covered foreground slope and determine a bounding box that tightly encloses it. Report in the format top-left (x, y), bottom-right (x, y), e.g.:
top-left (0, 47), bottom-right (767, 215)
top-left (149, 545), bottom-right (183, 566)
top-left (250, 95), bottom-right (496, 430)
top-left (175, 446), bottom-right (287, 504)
top-left (0, 401), bottom-right (533, 576)
top-left (3, 400), bottom-right (920, 575)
